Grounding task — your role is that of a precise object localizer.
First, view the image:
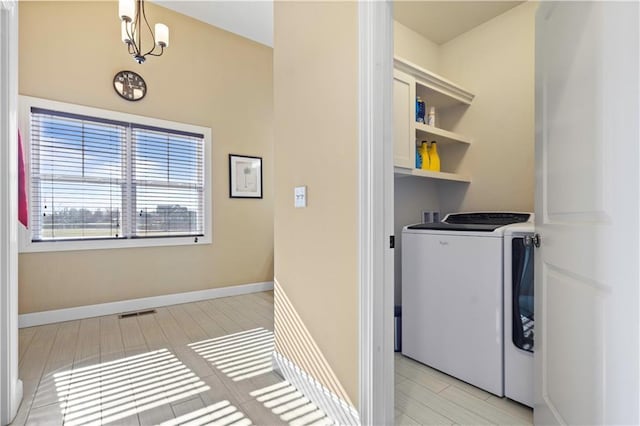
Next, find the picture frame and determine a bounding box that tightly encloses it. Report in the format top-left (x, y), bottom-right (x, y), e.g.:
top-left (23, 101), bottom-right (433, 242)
top-left (229, 154), bottom-right (263, 198)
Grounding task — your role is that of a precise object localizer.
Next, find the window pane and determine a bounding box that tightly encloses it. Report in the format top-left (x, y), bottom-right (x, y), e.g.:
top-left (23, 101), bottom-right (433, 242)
top-left (28, 105), bottom-right (207, 245)
top-left (37, 180), bottom-right (123, 240)
top-left (135, 187), bottom-right (202, 237)
top-left (133, 127), bottom-right (204, 238)
top-left (31, 110), bottom-right (125, 241)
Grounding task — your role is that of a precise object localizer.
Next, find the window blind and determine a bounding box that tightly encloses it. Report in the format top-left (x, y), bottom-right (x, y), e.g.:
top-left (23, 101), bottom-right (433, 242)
top-left (30, 109), bottom-right (126, 241)
top-left (29, 107), bottom-right (205, 242)
top-left (132, 126), bottom-right (204, 238)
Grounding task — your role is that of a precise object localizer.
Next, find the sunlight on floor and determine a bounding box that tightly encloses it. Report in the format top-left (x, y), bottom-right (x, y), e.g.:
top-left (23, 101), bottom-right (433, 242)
top-left (250, 381), bottom-right (333, 426)
top-left (158, 400), bottom-right (252, 426)
top-left (53, 348), bottom-right (210, 426)
top-left (189, 328), bottom-right (275, 382)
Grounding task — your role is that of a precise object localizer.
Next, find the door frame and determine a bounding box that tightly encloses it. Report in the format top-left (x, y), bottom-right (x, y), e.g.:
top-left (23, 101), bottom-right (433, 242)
top-left (358, 1), bottom-right (395, 424)
top-left (0, 0), bottom-right (23, 424)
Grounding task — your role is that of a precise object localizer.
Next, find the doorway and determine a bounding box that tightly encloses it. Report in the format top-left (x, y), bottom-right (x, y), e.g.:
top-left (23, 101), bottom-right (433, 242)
top-left (388, 2), bottom-right (537, 424)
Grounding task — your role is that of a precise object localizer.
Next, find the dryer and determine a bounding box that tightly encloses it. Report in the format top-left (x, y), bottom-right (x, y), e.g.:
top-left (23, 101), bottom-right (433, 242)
top-left (504, 224), bottom-right (535, 407)
top-left (401, 212), bottom-right (533, 397)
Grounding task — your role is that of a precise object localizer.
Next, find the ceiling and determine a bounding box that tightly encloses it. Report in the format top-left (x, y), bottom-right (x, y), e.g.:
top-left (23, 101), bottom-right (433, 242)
top-left (154, 0), bottom-right (273, 47)
top-left (153, 1), bottom-right (523, 49)
top-left (394, 1), bottom-right (524, 45)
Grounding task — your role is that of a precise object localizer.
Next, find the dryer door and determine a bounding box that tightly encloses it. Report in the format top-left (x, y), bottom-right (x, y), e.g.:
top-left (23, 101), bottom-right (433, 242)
top-left (512, 237), bottom-right (534, 352)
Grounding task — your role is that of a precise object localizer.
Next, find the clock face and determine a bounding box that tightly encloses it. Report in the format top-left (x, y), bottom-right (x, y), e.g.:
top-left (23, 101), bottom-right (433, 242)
top-left (113, 70), bottom-right (147, 101)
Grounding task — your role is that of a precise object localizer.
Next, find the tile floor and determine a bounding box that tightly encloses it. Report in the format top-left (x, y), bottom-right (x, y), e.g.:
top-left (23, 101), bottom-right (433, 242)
top-left (12, 291), bottom-right (533, 425)
top-left (11, 292), bottom-right (331, 426)
top-left (394, 353), bottom-right (533, 425)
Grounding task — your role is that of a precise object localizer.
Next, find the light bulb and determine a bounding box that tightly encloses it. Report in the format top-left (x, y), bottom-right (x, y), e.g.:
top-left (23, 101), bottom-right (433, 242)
top-left (119, 0), bottom-right (135, 21)
top-left (155, 23), bottom-right (169, 47)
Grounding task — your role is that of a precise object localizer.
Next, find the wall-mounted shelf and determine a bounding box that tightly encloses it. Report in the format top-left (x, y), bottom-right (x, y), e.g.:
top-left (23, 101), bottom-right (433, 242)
top-left (394, 56), bottom-right (475, 107)
top-left (415, 123), bottom-right (472, 145)
top-left (393, 59), bottom-right (475, 180)
top-left (394, 167), bottom-right (471, 183)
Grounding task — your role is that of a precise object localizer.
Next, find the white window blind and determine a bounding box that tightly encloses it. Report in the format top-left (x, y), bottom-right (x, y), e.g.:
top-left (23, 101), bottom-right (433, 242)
top-left (132, 125), bottom-right (204, 238)
top-left (29, 107), bottom-right (205, 243)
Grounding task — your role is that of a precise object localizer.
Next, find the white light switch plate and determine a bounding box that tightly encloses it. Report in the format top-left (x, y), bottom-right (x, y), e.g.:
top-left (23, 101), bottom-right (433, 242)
top-left (294, 186), bottom-right (307, 208)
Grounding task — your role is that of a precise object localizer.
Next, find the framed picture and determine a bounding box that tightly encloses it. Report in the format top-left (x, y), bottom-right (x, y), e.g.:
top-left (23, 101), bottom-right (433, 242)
top-left (229, 154), bottom-right (263, 198)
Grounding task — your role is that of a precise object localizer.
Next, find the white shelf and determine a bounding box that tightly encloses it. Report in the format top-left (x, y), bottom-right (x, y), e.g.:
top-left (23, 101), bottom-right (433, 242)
top-left (394, 167), bottom-right (471, 183)
top-left (393, 59), bottom-right (474, 180)
top-left (415, 123), bottom-right (472, 145)
top-left (394, 56), bottom-right (475, 107)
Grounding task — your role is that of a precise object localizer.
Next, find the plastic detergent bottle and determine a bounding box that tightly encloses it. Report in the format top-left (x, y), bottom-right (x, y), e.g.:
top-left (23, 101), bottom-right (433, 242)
top-left (419, 141), bottom-right (430, 170)
top-left (415, 142), bottom-right (422, 169)
top-left (416, 97), bottom-right (426, 123)
top-left (427, 106), bottom-right (436, 126)
top-left (428, 141), bottom-right (440, 172)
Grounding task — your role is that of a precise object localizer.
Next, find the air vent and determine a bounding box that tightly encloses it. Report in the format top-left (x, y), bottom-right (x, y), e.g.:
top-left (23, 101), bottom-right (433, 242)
top-left (118, 309), bottom-right (156, 319)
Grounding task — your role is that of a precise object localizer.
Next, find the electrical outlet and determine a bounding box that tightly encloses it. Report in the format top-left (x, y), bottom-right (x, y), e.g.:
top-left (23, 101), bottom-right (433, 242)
top-left (294, 186), bottom-right (307, 208)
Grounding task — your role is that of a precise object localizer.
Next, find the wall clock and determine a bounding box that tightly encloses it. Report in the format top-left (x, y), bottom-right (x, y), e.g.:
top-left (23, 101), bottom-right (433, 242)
top-left (113, 70), bottom-right (147, 101)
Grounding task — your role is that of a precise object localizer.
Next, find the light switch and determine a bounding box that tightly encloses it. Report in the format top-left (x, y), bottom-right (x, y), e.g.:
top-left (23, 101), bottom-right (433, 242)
top-left (294, 186), bottom-right (307, 208)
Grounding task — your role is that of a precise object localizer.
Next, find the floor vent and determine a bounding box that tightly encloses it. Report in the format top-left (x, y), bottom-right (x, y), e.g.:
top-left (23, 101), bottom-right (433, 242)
top-left (118, 309), bottom-right (157, 319)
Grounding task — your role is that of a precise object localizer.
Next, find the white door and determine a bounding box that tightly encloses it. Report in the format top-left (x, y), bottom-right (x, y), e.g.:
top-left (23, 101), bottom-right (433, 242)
top-left (535, 2), bottom-right (639, 424)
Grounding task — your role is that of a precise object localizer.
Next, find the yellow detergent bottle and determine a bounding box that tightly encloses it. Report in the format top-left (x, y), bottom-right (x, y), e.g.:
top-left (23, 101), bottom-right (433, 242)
top-left (419, 141), bottom-right (430, 170)
top-left (428, 141), bottom-right (440, 172)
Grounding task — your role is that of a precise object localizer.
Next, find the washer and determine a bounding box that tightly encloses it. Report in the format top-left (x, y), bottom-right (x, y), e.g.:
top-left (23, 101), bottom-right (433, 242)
top-left (401, 212), bottom-right (533, 396)
top-left (504, 224), bottom-right (535, 407)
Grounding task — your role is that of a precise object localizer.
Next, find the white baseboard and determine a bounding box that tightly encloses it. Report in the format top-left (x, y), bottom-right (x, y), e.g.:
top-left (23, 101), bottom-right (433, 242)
top-left (19, 281), bottom-right (274, 328)
top-left (273, 351), bottom-right (360, 426)
top-left (9, 379), bottom-right (23, 423)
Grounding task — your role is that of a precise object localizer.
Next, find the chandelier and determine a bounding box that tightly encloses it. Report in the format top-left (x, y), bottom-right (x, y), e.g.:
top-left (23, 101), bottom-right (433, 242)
top-left (119, 0), bottom-right (169, 64)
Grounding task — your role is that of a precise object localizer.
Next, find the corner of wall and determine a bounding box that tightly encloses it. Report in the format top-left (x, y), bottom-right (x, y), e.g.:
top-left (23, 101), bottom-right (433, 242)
top-left (393, 20), bottom-right (441, 72)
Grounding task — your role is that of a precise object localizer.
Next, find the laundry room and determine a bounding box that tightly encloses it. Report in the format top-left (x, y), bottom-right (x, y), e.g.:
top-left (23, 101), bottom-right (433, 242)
top-left (393, 1), bottom-right (537, 423)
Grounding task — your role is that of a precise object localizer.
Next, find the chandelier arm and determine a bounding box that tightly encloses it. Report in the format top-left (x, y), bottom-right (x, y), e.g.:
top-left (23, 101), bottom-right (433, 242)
top-left (134, 0), bottom-right (143, 54)
top-left (126, 19), bottom-right (140, 56)
top-left (141, 0), bottom-right (159, 57)
top-left (146, 45), bottom-right (165, 57)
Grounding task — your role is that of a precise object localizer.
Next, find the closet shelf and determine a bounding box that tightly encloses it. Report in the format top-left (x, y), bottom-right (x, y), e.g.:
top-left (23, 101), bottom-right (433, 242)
top-left (394, 56), bottom-right (475, 107)
top-left (415, 123), bottom-right (472, 145)
top-left (394, 167), bottom-right (471, 183)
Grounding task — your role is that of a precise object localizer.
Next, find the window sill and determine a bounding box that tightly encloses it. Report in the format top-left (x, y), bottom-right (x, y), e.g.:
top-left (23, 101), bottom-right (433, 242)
top-left (19, 234), bottom-right (212, 253)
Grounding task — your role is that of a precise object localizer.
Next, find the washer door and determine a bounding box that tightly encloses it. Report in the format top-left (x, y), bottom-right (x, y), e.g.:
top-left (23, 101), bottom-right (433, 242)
top-left (512, 237), bottom-right (534, 352)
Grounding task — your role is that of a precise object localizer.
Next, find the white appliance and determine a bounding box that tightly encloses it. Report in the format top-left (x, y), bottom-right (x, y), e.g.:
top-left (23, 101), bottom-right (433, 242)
top-left (401, 212), bottom-right (533, 397)
top-left (504, 224), bottom-right (534, 407)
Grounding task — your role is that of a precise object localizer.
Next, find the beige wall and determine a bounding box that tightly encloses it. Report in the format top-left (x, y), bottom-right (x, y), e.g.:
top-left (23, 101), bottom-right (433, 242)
top-left (438, 2), bottom-right (536, 213)
top-left (273, 1), bottom-right (359, 407)
top-left (18, 1), bottom-right (274, 313)
top-left (394, 20), bottom-right (440, 72)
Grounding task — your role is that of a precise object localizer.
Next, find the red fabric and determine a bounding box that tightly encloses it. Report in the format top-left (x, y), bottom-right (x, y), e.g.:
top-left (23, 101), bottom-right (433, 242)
top-left (18, 130), bottom-right (28, 228)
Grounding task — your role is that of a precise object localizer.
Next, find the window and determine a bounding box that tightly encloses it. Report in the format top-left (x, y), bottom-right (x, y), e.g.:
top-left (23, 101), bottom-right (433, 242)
top-left (20, 97), bottom-right (211, 252)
